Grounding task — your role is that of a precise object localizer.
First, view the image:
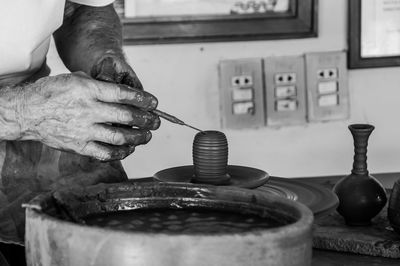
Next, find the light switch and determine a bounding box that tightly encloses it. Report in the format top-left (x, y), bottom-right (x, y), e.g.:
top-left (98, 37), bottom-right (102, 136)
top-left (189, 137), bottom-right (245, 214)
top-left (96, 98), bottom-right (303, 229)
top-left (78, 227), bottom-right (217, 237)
top-left (276, 99), bottom-right (298, 111)
top-left (219, 58), bottom-right (264, 129)
top-left (305, 51), bottom-right (349, 122)
top-left (233, 101), bottom-right (255, 115)
top-left (264, 55), bottom-right (307, 126)
top-left (318, 81), bottom-right (338, 94)
top-left (232, 87), bottom-right (254, 101)
top-left (275, 86), bottom-right (296, 98)
top-left (318, 94), bottom-right (338, 107)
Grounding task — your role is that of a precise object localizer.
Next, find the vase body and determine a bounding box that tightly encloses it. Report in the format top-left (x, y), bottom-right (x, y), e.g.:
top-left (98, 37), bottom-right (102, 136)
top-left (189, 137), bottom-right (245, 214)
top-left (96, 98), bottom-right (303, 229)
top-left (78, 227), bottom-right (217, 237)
top-left (333, 124), bottom-right (387, 226)
top-left (388, 179), bottom-right (400, 234)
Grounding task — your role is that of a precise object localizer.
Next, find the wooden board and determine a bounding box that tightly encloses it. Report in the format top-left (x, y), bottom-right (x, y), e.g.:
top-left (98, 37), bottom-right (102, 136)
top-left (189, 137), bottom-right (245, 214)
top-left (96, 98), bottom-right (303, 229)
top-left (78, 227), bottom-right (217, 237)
top-left (313, 202), bottom-right (400, 258)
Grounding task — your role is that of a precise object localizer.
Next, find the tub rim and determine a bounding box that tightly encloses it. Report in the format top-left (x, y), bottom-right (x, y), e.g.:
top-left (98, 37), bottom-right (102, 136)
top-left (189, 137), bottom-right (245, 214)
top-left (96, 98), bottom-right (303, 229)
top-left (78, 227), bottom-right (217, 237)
top-left (24, 181), bottom-right (314, 240)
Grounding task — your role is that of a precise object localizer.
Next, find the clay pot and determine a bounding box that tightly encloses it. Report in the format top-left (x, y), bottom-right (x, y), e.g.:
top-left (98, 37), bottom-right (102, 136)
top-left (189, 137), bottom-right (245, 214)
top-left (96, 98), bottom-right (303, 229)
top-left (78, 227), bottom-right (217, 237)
top-left (192, 130), bottom-right (230, 185)
top-left (25, 182), bottom-right (313, 266)
top-left (388, 179), bottom-right (400, 234)
top-left (333, 124), bottom-right (387, 226)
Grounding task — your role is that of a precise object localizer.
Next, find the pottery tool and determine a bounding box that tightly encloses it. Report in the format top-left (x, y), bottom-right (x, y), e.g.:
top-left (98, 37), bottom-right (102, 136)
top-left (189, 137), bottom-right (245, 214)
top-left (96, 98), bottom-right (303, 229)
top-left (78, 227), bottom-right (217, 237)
top-left (152, 109), bottom-right (203, 133)
top-left (93, 71), bottom-right (203, 133)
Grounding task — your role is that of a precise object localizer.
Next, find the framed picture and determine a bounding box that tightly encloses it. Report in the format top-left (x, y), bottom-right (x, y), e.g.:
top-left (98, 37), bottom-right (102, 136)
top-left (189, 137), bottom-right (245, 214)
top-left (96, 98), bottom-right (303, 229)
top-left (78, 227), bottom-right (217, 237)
top-left (348, 0), bottom-right (400, 69)
top-left (115, 0), bottom-right (318, 45)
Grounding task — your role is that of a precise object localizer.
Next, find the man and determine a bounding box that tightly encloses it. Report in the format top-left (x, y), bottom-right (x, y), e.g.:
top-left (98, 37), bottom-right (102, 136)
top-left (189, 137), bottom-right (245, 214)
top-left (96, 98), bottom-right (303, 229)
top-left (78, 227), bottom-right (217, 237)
top-left (0, 1), bottom-right (160, 264)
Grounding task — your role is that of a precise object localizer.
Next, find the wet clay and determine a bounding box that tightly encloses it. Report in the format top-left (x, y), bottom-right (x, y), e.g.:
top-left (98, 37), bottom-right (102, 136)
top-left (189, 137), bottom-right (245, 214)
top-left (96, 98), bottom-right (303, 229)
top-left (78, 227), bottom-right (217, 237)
top-left (83, 208), bottom-right (286, 234)
top-left (192, 131), bottom-right (230, 185)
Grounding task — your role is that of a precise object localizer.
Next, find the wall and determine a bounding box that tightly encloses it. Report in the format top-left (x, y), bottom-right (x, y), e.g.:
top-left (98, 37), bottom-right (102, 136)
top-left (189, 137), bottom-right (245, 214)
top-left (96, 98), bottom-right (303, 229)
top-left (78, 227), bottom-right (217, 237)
top-left (48, 0), bottom-right (400, 179)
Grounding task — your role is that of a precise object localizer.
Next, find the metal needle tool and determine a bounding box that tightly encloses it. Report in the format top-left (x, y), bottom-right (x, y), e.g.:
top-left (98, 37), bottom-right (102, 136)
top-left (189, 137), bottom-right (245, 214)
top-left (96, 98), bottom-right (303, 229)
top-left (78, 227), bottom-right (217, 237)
top-left (152, 109), bottom-right (204, 133)
top-left (93, 74), bottom-right (203, 133)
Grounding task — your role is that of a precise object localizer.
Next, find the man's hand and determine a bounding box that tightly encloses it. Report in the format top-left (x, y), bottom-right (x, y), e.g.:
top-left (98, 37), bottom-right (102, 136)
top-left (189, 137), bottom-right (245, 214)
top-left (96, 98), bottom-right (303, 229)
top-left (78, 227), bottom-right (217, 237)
top-left (15, 72), bottom-right (160, 161)
top-left (91, 55), bottom-right (144, 90)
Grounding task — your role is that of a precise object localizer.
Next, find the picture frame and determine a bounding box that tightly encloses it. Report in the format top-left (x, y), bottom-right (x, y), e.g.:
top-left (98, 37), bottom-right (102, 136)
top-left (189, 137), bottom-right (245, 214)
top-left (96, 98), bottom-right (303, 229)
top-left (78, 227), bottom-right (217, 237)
top-left (118, 0), bottom-right (318, 45)
top-left (348, 0), bottom-right (400, 69)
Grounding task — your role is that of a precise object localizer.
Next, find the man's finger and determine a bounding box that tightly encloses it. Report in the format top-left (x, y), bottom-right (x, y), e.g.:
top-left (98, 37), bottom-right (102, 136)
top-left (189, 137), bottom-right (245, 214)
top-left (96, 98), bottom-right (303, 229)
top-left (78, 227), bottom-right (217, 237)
top-left (81, 141), bottom-right (136, 161)
top-left (93, 82), bottom-right (158, 110)
top-left (95, 102), bottom-right (161, 130)
top-left (92, 124), bottom-right (152, 146)
top-left (121, 72), bottom-right (144, 90)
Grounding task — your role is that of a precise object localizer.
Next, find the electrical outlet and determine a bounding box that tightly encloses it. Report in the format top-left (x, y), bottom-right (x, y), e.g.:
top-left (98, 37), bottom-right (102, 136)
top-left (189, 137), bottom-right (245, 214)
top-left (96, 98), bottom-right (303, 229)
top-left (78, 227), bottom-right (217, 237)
top-left (219, 59), bottom-right (264, 129)
top-left (317, 68), bottom-right (338, 80)
top-left (305, 51), bottom-right (349, 122)
top-left (264, 55), bottom-right (307, 126)
top-left (232, 75), bottom-right (253, 87)
top-left (275, 73), bottom-right (297, 84)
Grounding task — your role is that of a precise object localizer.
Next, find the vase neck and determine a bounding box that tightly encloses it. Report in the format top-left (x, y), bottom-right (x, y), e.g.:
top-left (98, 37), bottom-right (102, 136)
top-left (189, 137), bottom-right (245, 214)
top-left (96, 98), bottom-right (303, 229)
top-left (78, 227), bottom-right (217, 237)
top-left (349, 124), bottom-right (374, 175)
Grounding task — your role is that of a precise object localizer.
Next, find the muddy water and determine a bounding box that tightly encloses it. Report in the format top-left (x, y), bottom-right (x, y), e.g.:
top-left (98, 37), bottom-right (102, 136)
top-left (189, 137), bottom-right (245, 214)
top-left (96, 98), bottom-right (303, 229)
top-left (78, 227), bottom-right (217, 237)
top-left (83, 208), bottom-right (286, 234)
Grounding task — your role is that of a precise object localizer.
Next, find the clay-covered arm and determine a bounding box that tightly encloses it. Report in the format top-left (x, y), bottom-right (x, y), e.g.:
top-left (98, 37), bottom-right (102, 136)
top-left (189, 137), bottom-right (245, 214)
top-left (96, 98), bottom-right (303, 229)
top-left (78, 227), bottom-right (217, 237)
top-left (0, 3), bottom-right (160, 161)
top-left (53, 2), bottom-right (143, 89)
top-left (54, 2), bottom-right (123, 76)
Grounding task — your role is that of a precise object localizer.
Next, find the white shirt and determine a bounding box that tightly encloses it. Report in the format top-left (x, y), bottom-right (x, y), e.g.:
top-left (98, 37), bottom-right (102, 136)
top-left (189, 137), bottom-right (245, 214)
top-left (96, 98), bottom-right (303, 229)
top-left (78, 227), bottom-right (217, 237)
top-left (0, 0), bottom-right (118, 246)
top-left (0, 0), bottom-right (114, 84)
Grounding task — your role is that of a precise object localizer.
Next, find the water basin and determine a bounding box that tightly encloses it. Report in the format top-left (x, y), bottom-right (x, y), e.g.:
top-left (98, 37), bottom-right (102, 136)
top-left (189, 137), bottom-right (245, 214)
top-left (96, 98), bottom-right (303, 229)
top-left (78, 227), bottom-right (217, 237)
top-left (25, 181), bottom-right (313, 266)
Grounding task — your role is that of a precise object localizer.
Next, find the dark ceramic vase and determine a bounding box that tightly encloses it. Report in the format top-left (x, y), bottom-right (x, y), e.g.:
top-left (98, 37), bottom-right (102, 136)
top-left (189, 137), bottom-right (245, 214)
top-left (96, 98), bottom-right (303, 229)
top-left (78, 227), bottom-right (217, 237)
top-left (333, 124), bottom-right (387, 226)
top-left (388, 179), bottom-right (400, 234)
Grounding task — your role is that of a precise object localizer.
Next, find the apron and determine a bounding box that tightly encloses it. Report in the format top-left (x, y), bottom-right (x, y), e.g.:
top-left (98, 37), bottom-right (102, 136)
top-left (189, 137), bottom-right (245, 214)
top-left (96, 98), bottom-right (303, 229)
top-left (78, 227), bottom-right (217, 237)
top-left (0, 0), bottom-right (127, 245)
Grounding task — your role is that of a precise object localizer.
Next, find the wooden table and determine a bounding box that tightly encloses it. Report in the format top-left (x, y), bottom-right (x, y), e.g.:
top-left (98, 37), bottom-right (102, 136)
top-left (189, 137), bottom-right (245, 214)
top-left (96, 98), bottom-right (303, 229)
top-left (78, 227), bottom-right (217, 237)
top-left (295, 173), bottom-right (400, 266)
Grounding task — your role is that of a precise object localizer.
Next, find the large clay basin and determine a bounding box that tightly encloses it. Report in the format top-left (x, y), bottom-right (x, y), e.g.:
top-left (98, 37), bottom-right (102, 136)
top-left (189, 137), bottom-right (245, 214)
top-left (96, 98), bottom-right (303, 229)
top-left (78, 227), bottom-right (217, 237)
top-left (24, 181), bottom-right (313, 266)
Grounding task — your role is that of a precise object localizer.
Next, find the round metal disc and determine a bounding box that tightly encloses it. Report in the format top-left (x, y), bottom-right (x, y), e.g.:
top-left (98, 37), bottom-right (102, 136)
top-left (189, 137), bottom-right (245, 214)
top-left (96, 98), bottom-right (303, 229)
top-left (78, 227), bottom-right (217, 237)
top-left (153, 169), bottom-right (338, 217)
top-left (154, 165), bottom-right (269, 189)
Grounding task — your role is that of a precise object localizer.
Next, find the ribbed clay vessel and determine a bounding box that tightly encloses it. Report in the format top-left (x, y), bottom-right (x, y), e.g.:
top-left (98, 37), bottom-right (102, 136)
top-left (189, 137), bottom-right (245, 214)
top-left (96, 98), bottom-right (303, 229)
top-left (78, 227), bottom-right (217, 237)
top-left (192, 131), bottom-right (230, 185)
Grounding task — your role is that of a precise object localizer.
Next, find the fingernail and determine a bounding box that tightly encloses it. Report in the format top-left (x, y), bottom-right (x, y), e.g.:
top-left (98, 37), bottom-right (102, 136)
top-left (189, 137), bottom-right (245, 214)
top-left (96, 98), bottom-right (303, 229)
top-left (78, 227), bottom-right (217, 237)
top-left (153, 117), bottom-right (161, 130)
top-left (144, 114), bottom-right (156, 125)
top-left (145, 131), bottom-right (152, 142)
top-left (150, 98), bottom-right (158, 109)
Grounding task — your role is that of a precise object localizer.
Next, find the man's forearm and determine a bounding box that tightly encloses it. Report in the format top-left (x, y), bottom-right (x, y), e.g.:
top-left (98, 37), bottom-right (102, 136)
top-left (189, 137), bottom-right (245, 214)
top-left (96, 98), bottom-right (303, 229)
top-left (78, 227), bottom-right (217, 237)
top-left (54, 3), bottom-right (124, 76)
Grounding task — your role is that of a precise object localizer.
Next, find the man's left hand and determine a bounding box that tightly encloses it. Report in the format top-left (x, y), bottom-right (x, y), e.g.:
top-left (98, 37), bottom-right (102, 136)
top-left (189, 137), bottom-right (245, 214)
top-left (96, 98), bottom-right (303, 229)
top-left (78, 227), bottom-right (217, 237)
top-left (91, 55), bottom-right (144, 89)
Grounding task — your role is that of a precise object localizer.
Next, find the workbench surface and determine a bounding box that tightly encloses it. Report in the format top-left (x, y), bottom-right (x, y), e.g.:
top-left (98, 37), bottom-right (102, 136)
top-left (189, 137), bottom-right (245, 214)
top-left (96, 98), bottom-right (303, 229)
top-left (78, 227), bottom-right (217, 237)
top-left (296, 173), bottom-right (400, 266)
top-left (139, 173), bottom-right (400, 265)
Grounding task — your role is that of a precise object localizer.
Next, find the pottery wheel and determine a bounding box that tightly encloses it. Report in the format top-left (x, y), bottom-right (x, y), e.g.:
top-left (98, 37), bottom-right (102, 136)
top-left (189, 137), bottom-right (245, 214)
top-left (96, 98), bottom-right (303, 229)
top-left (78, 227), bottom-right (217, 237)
top-left (257, 177), bottom-right (339, 218)
top-left (154, 165), bottom-right (269, 189)
top-left (153, 170), bottom-right (338, 217)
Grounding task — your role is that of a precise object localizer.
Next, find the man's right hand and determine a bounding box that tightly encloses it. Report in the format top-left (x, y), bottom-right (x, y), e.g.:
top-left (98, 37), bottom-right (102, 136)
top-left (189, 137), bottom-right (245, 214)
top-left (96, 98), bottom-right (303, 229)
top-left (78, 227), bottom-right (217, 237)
top-left (14, 72), bottom-right (160, 161)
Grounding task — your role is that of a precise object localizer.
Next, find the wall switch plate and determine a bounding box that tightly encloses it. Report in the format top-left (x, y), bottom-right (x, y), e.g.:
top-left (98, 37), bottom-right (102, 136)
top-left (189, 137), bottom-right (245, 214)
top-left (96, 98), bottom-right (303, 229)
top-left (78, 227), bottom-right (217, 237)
top-left (264, 55), bottom-right (307, 126)
top-left (219, 58), bottom-right (264, 129)
top-left (305, 51), bottom-right (349, 122)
